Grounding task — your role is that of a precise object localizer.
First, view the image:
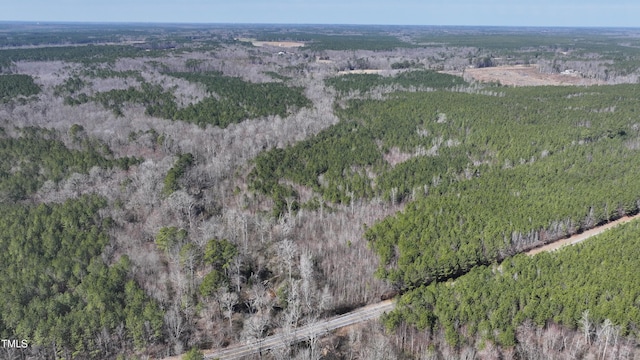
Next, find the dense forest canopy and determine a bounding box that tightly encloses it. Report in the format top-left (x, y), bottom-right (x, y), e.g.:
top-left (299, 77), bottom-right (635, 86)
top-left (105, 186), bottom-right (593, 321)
top-left (0, 196), bottom-right (163, 356)
top-left (252, 82), bottom-right (640, 220)
top-left (385, 217), bottom-right (640, 347)
top-left (165, 71), bottom-right (312, 127)
top-left (0, 74), bottom-right (40, 102)
top-left (325, 69), bottom-right (467, 94)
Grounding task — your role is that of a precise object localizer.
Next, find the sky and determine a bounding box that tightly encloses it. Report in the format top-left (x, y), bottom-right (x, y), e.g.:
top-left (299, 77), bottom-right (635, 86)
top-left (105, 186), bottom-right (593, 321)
top-left (2, 0), bottom-right (639, 27)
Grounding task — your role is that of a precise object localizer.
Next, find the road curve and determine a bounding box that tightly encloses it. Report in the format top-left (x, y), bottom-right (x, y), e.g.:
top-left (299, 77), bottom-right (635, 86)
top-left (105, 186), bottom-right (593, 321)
top-left (200, 300), bottom-right (395, 359)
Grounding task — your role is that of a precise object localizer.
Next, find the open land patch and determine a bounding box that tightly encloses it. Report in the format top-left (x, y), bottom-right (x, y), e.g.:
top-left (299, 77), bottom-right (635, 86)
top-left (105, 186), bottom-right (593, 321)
top-left (253, 41), bottom-right (305, 48)
top-left (337, 69), bottom-right (386, 75)
top-left (237, 38), bottom-right (305, 48)
top-left (461, 65), bottom-right (605, 86)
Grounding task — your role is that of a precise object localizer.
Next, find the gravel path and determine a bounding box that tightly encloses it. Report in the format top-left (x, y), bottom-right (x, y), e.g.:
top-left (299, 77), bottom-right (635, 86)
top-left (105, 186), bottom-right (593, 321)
top-left (526, 213), bottom-right (640, 255)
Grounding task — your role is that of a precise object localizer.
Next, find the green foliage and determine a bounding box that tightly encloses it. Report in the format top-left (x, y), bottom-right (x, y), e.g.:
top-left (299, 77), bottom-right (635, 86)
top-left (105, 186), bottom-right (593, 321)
top-left (179, 243), bottom-right (201, 267)
top-left (365, 86), bottom-right (640, 287)
top-left (388, 219), bottom-right (640, 345)
top-left (81, 67), bottom-right (145, 82)
top-left (199, 238), bottom-right (237, 296)
top-left (0, 24), bottom-right (142, 47)
top-left (325, 70), bottom-right (467, 95)
top-left (53, 76), bottom-right (86, 97)
top-left (63, 71), bottom-right (311, 128)
top-left (204, 238), bottom-right (238, 270)
top-left (0, 44), bottom-right (155, 66)
top-left (164, 71), bottom-right (311, 128)
top-left (183, 348), bottom-right (205, 360)
top-left (124, 280), bottom-right (164, 349)
top-left (199, 270), bottom-right (226, 297)
top-left (263, 71), bottom-right (291, 81)
top-left (255, 31), bottom-right (414, 51)
top-left (69, 124), bottom-right (85, 138)
top-left (162, 153), bottom-right (194, 196)
top-left (0, 127), bottom-right (140, 201)
top-left (155, 226), bottom-right (188, 252)
top-left (185, 59), bottom-right (204, 72)
top-left (0, 74), bottom-right (40, 102)
top-left (0, 196), bottom-right (163, 356)
top-left (391, 60), bottom-right (421, 69)
top-left (417, 28), bottom-right (640, 74)
top-left (252, 82), bottom-right (640, 290)
top-left (250, 120), bottom-right (381, 215)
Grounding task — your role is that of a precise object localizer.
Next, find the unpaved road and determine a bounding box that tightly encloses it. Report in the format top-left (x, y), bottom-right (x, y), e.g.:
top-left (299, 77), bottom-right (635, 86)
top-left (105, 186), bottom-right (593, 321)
top-left (526, 213), bottom-right (640, 255)
top-left (163, 214), bottom-right (640, 360)
top-left (199, 300), bottom-right (395, 359)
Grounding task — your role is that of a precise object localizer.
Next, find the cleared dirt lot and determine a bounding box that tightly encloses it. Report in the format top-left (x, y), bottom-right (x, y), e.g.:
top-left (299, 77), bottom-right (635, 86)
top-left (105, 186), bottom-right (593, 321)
top-left (252, 40), bottom-right (305, 48)
top-left (236, 38), bottom-right (305, 48)
top-left (337, 69), bottom-right (386, 75)
top-left (462, 65), bottom-right (604, 86)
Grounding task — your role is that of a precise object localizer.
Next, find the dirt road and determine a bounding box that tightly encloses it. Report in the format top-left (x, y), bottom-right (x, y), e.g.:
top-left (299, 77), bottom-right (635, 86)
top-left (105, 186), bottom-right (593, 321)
top-left (199, 300), bottom-right (395, 359)
top-left (526, 213), bottom-right (640, 255)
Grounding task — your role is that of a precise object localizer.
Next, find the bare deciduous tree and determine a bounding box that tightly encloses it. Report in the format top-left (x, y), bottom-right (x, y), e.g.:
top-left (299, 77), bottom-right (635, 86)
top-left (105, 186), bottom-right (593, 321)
top-left (278, 239), bottom-right (297, 283)
top-left (165, 304), bottom-right (191, 355)
top-left (219, 290), bottom-right (239, 330)
top-left (579, 310), bottom-right (593, 346)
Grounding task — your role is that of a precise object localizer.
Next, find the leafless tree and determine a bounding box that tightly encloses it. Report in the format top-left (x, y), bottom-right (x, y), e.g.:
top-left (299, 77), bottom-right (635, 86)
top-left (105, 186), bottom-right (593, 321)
top-left (579, 310), bottom-right (594, 346)
top-left (278, 239), bottom-right (297, 283)
top-left (249, 274), bottom-right (272, 315)
top-left (164, 304), bottom-right (191, 355)
top-left (241, 312), bottom-right (270, 356)
top-left (219, 290), bottom-right (239, 330)
top-left (284, 279), bottom-right (302, 330)
top-left (318, 285), bottom-right (332, 315)
top-left (596, 319), bottom-right (614, 360)
top-left (299, 251), bottom-right (316, 315)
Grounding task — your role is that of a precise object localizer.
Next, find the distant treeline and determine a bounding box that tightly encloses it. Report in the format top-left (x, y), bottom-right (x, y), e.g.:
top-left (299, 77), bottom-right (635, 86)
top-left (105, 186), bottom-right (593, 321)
top-left (255, 32), bottom-right (415, 51)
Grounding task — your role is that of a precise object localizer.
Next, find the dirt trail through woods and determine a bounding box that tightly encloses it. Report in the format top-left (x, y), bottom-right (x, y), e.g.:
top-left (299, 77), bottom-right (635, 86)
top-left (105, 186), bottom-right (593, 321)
top-left (526, 213), bottom-right (640, 255)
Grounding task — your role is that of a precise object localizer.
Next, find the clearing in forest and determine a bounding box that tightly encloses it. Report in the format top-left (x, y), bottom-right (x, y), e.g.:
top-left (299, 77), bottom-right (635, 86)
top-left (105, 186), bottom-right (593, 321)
top-left (462, 65), bottom-right (604, 86)
top-left (237, 38), bottom-right (305, 48)
top-left (337, 69), bottom-right (386, 75)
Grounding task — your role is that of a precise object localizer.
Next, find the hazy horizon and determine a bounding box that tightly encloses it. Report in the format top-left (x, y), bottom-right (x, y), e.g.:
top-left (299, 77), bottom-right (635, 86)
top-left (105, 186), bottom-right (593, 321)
top-left (1, 20), bottom-right (639, 30)
top-left (3, 0), bottom-right (639, 28)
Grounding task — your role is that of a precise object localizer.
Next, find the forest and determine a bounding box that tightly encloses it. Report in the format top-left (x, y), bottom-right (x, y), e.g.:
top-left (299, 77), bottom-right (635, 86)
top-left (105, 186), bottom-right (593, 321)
top-left (0, 23), bottom-right (639, 360)
top-left (0, 196), bottom-right (163, 358)
top-left (62, 70), bottom-right (311, 127)
top-left (0, 127), bottom-right (139, 201)
top-left (0, 74), bottom-right (40, 102)
top-left (384, 217), bottom-right (640, 358)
